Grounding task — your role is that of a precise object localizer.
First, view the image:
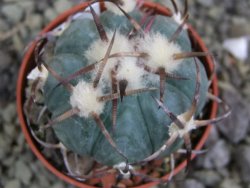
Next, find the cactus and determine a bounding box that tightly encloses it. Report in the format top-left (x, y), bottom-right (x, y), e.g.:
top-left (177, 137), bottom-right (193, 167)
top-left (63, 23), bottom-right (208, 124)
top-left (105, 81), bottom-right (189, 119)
top-left (25, 0), bottom-right (230, 184)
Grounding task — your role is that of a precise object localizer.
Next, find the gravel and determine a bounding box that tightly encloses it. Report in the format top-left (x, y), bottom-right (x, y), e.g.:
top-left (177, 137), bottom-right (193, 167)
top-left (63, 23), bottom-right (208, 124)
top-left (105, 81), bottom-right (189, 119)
top-left (0, 0), bottom-right (249, 188)
top-left (218, 90), bottom-right (250, 144)
top-left (198, 140), bottom-right (231, 169)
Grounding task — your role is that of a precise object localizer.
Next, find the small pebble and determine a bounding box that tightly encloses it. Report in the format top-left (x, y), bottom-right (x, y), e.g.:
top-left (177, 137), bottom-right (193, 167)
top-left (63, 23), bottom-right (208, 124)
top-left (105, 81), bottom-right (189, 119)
top-left (45, 8), bottom-right (58, 22)
top-left (15, 160), bottom-right (32, 185)
top-left (27, 14), bottom-right (43, 30)
top-left (197, 0), bottom-right (214, 7)
top-left (1, 103), bottom-right (16, 123)
top-left (4, 180), bottom-right (21, 188)
top-left (235, 146), bottom-right (250, 183)
top-left (51, 182), bottom-right (67, 188)
top-left (0, 19), bottom-right (9, 32)
top-left (0, 50), bottom-right (12, 70)
top-left (208, 7), bottom-right (224, 20)
top-left (218, 90), bottom-right (250, 144)
top-left (4, 124), bottom-right (15, 136)
top-left (18, 0), bottom-right (35, 12)
top-left (230, 17), bottom-right (250, 37)
top-left (54, 0), bottom-right (73, 14)
top-left (192, 170), bottom-right (221, 187)
top-left (219, 179), bottom-right (241, 188)
top-left (1, 4), bottom-right (24, 23)
top-left (181, 179), bottom-right (205, 188)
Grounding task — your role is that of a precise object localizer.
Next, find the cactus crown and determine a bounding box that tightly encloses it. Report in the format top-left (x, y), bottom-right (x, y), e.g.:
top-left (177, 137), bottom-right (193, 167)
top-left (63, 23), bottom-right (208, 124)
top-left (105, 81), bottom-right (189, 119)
top-left (25, 0), bottom-right (230, 185)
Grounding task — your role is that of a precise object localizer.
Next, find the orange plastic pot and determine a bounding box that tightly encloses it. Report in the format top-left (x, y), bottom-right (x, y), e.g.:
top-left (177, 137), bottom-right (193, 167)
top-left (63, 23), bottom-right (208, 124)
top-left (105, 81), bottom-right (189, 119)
top-left (17, 1), bottom-right (218, 188)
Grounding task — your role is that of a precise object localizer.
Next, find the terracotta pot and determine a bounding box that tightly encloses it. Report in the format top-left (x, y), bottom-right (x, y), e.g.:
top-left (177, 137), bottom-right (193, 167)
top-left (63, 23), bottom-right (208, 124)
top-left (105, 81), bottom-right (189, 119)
top-left (17, 1), bottom-right (218, 188)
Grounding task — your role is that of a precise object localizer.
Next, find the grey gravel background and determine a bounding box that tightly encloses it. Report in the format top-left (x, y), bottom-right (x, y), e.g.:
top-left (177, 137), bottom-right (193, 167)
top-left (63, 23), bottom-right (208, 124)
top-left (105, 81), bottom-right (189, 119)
top-left (0, 0), bottom-right (250, 188)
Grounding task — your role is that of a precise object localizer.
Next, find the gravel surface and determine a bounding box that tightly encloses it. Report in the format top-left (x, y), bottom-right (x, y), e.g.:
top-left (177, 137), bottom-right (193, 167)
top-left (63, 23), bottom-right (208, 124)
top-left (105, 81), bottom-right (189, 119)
top-left (0, 0), bottom-right (250, 188)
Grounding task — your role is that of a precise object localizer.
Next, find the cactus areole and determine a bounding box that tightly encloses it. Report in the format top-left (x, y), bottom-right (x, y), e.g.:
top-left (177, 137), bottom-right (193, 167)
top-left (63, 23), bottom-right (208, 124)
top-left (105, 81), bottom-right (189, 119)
top-left (20, 1), bottom-right (224, 185)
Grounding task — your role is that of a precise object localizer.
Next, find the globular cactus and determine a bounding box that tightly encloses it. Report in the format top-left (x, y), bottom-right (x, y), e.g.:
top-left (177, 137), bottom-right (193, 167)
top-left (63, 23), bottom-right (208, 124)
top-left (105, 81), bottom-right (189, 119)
top-left (25, 0), bottom-right (230, 184)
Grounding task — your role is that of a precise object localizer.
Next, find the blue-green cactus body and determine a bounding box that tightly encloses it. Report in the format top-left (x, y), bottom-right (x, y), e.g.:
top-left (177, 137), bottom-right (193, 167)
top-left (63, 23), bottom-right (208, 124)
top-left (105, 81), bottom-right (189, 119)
top-left (55, 19), bottom-right (99, 56)
top-left (43, 9), bottom-right (209, 166)
top-left (100, 11), bottom-right (142, 34)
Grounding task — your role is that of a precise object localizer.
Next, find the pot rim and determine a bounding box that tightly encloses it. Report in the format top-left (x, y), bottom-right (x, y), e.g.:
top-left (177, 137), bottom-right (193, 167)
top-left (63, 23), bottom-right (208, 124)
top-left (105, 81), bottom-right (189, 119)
top-left (16, 1), bottom-right (218, 188)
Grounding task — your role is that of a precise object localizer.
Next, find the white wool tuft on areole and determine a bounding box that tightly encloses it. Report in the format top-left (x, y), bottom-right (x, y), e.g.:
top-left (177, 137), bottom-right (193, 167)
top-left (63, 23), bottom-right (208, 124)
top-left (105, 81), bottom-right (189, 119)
top-left (172, 12), bottom-right (188, 29)
top-left (169, 116), bottom-right (196, 138)
top-left (85, 31), bottom-right (135, 83)
top-left (27, 65), bottom-right (48, 81)
top-left (139, 32), bottom-right (182, 73)
top-left (113, 162), bottom-right (134, 179)
top-left (27, 65), bottom-right (49, 89)
top-left (116, 59), bottom-right (146, 89)
top-left (105, 0), bottom-right (136, 15)
top-left (70, 80), bottom-right (105, 118)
